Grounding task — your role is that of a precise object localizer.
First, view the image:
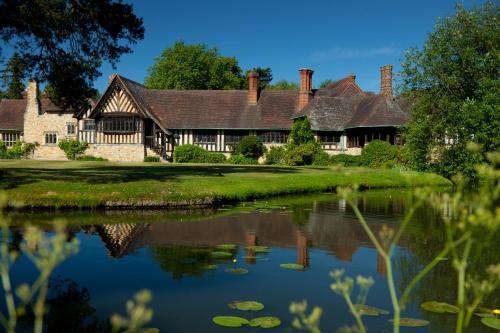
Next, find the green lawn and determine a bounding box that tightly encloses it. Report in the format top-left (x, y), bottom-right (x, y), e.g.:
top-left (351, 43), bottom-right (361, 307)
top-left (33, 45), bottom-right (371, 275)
top-left (0, 160), bottom-right (451, 208)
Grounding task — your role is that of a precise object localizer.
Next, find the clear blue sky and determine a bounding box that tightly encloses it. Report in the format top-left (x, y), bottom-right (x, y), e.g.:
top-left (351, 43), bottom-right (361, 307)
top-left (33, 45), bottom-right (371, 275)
top-left (4, 0), bottom-right (487, 94)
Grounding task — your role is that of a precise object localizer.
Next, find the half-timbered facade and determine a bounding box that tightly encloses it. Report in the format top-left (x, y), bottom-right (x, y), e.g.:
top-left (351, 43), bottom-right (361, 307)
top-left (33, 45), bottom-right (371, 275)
top-left (0, 64), bottom-right (409, 162)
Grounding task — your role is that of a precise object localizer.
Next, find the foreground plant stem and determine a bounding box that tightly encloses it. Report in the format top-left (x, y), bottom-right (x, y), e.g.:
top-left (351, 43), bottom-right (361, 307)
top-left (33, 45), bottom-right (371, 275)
top-left (0, 223), bottom-right (16, 333)
top-left (455, 238), bottom-right (473, 333)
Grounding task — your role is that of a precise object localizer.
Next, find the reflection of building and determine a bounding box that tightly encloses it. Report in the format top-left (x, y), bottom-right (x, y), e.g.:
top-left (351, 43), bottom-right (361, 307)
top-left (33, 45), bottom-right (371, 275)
top-left (96, 223), bottom-right (147, 258)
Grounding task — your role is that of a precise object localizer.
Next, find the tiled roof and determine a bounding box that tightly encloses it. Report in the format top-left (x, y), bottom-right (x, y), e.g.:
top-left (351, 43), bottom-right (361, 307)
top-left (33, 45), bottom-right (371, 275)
top-left (0, 99), bottom-right (25, 131)
top-left (104, 75), bottom-right (409, 132)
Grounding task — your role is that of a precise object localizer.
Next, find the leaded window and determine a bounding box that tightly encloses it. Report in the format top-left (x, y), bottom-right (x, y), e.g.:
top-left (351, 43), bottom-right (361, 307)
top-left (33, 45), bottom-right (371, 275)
top-left (225, 131), bottom-right (248, 144)
top-left (318, 133), bottom-right (340, 144)
top-left (83, 119), bottom-right (95, 131)
top-left (44, 132), bottom-right (57, 145)
top-left (1, 133), bottom-right (19, 147)
top-left (66, 122), bottom-right (76, 135)
top-left (193, 131), bottom-right (216, 144)
top-left (102, 117), bottom-right (136, 133)
top-left (258, 131), bottom-right (288, 144)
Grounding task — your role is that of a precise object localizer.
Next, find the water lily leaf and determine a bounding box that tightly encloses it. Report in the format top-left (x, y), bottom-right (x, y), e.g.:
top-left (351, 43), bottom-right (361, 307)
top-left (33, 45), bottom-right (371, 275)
top-left (225, 268), bottom-right (249, 274)
top-left (481, 317), bottom-right (500, 330)
top-left (249, 316), bottom-right (281, 328)
top-left (390, 318), bottom-right (430, 327)
top-left (354, 304), bottom-right (389, 316)
top-left (136, 329), bottom-right (160, 333)
top-left (203, 264), bottom-right (218, 270)
top-left (212, 316), bottom-right (249, 327)
top-left (421, 301), bottom-right (459, 314)
top-left (216, 244), bottom-right (237, 250)
top-left (229, 301), bottom-right (264, 311)
top-left (280, 263), bottom-right (304, 270)
top-left (474, 307), bottom-right (494, 318)
top-left (211, 251), bottom-right (232, 258)
top-left (246, 246), bottom-right (269, 253)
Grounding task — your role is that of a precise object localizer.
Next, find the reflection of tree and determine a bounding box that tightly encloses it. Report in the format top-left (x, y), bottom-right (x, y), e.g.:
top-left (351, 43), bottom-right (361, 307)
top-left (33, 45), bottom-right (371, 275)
top-left (149, 245), bottom-right (228, 280)
top-left (19, 276), bottom-right (110, 333)
top-left (394, 203), bottom-right (500, 333)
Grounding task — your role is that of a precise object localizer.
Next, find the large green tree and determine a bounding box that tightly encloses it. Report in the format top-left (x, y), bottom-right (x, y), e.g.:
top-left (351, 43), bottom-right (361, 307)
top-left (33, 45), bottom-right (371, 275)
top-left (0, 53), bottom-right (26, 99)
top-left (0, 0), bottom-right (144, 110)
top-left (401, 1), bottom-right (499, 179)
top-left (145, 41), bottom-right (245, 90)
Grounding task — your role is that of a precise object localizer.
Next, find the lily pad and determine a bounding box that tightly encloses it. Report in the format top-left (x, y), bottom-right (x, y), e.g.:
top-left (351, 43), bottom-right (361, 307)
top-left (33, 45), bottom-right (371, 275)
top-left (280, 263), bottom-right (304, 270)
top-left (421, 301), bottom-right (459, 314)
top-left (249, 316), bottom-right (281, 328)
top-left (216, 244), bottom-right (237, 250)
top-left (229, 301), bottom-right (264, 311)
top-left (481, 317), bottom-right (500, 330)
top-left (246, 246), bottom-right (269, 253)
top-left (136, 329), bottom-right (160, 333)
top-left (211, 251), bottom-right (232, 258)
top-left (474, 307), bottom-right (494, 318)
top-left (390, 318), bottom-right (430, 327)
top-left (354, 304), bottom-right (389, 316)
top-left (203, 264), bottom-right (218, 270)
top-left (225, 268), bottom-right (249, 274)
top-left (212, 316), bottom-right (249, 327)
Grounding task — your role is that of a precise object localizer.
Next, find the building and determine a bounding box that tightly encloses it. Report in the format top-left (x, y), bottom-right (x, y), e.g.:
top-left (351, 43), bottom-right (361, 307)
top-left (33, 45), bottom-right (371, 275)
top-left (0, 65), bottom-right (409, 162)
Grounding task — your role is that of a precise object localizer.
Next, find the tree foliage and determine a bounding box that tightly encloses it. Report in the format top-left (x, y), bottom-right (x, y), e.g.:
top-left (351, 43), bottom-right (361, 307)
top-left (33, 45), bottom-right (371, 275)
top-left (401, 1), bottom-right (500, 179)
top-left (0, 0), bottom-right (144, 110)
top-left (319, 79), bottom-right (334, 88)
top-left (289, 118), bottom-right (316, 146)
top-left (232, 135), bottom-right (266, 160)
top-left (58, 139), bottom-right (88, 160)
top-left (245, 67), bottom-right (273, 90)
top-left (266, 79), bottom-right (298, 90)
top-left (145, 41), bottom-right (245, 90)
top-left (0, 53), bottom-right (26, 99)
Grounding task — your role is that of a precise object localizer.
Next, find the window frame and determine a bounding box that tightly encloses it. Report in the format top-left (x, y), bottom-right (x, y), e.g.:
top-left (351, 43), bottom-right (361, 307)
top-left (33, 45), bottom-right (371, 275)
top-left (1, 132), bottom-right (19, 148)
top-left (258, 131), bottom-right (289, 144)
top-left (318, 132), bottom-right (341, 144)
top-left (193, 131), bottom-right (217, 144)
top-left (44, 132), bottom-right (58, 145)
top-left (102, 117), bottom-right (136, 134)
top-left (66, 122), bottom-right (76, 136)
top-left (83, 119), bottom-right (96, 131)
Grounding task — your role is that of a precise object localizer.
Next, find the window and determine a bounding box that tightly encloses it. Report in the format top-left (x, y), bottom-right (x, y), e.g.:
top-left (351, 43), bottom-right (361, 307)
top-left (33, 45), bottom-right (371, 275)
top-left (193, 131), bottom-right (216, 144)
top-left (1, 133), bottom-right (19, 147)
top-left (83, 119), bottom-right (95, 131)
top-left (66, 123), bottom-right (76, 136)
top-left (225, 131), bottom-right (248, 144)
top-left (102, 117), bottom-right (136, 133)
top-left (318, 133), bottom-right (340, 144)
top-left (258, 131), bottom-right (288, 144)
top-left (45, 132), bottom-right (57, 145)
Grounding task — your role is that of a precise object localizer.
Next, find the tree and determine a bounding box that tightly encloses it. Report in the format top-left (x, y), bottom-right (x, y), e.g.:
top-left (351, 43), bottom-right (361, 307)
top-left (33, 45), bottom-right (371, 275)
top-left (0, 0), bottom-right (144, 110)
top-left (145, 41), bottom-right (245, 90)
top-left (319, 79), bottom-right (334, 88)
top-left (401, 1), bottom-right (499, 179)
top-left (266, 79), bottom-right (298, 90)
top-left (0, 53), bottom-right (26, 99)
top-left (244, 67), bottom-right (273, 89)
top-left (289, 117), bottom-right (316, 145)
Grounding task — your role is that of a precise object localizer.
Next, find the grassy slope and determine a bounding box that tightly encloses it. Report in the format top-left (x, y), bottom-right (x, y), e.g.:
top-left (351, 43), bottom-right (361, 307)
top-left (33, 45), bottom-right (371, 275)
top-left (0, 160), bottom-right (451, 208)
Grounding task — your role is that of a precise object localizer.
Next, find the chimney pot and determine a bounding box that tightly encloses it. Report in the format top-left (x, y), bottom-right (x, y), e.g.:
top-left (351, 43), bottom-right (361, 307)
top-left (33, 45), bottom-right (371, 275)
top-left (298, 68), bottom-right (314, 110)
top-left (380, 65), bottom-right (393, 97)
top-left (348, 74), bottom-right (356, 82)
top-left (248, 72), bottom-right (260, 105)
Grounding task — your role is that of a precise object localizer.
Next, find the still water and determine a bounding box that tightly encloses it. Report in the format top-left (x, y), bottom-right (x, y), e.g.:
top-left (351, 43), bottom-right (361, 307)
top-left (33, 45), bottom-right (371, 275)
top-left (4, 190), bottom-right (498, 332)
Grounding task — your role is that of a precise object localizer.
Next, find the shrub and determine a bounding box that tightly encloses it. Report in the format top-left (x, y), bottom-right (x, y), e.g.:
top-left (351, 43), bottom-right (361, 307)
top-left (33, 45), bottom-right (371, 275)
top-left (265, 146), bottom-right (287, 165)
top-left (232, 136), bottom-right (266, 159)
top-left (360, 140), bottom-right (398, 168)
top-left (0, 140), bottom-right (37, 159)
top-left (173, 144), bottom-right (226, 163)
top-left (144, 156), bottom-right (161, 162)
top-left (289, 117), bottom-right (315, 145)
top-left (312, 150), bottom-right (330, 166)
top-left (227, 155), bottom-right (258, 165)
top-left (285, 143), bottom-right (319, 166)
top-left (330, 154), bottom-right (362, 167)
top-left (58, 139), bottom-right (88, 160)
top-left (76, 155), bottom-right (108, 161)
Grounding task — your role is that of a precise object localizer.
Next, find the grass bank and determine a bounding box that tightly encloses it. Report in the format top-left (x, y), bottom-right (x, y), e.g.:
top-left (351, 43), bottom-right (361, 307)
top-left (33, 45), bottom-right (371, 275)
top-left (0, 160), bottom-right (451, 209)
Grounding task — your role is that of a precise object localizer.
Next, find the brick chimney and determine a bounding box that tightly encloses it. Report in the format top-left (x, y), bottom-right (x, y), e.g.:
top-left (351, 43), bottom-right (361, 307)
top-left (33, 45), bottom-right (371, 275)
top-left (298, 68), bottom-right (313, 110)
top-left (348, 73), bottom-right (356, 82)
top-left (26, 79), bottom-right (40, 115)
top-left (380, 64), bottom-right (393, 97)
top-left (23, 79), bottom-right (41, 143)
top-left (248, 72), bottom-right (260, 105)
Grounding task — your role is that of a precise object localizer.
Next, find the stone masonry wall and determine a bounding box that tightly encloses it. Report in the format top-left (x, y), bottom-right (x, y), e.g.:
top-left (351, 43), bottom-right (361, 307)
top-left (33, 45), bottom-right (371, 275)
top-left (88, 144), bottom-right (145, 162)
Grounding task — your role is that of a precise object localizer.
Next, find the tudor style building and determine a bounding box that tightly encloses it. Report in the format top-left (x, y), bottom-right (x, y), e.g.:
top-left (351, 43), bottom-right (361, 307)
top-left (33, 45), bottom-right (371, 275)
top-left (0, 65), bottom-right (409, 162)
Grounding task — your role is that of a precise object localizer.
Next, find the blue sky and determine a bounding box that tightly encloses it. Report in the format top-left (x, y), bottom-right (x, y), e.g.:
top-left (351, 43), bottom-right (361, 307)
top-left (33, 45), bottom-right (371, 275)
top-left (2, 0), bottom-right (486, 93)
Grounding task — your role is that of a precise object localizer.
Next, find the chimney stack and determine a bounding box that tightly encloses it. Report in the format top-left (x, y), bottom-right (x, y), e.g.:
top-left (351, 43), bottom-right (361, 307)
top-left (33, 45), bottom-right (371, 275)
top-left (298, 68), bottom-right (314, 110)
top-left (27, 79), bottom-right (40, 115)
top-left (248, 72), bottom-right (260, 105)
top-left (380, 65), bottom-right (393, 97)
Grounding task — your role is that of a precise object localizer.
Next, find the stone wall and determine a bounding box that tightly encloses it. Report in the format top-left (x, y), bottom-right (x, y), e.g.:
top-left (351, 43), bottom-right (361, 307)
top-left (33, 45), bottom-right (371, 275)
top-left (87, 144), bottom-right (145, 162)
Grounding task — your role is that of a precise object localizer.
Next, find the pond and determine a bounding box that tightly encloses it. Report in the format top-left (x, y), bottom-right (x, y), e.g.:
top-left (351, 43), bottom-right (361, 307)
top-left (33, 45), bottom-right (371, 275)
top-left (3, 190), bottom-right (498, 333)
